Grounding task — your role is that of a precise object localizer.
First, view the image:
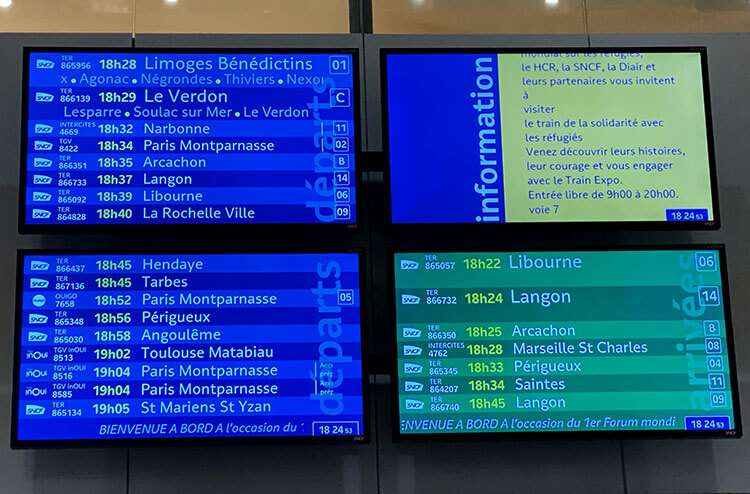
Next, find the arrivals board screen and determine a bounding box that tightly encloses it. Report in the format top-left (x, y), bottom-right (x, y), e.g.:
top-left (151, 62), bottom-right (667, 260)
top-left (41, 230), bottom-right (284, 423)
top-left (21, 48), bottom-right (358, 231)
top-left (13, 251), bottom-right (366, 447)
top-left (392, 248), bottom-right (740, 438)
top-left (383, 48), bottom-right (718, 228)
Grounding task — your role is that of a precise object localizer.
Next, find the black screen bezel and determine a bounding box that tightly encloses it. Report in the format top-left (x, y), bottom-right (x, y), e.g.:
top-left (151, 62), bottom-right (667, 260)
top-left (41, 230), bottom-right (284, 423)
top-left (12, 248), bottom-right (370, 449)
top-left (387, 244), bottom-right (741, 441)
top-left (19, 47), bottom-right (364, 234)
top-left (380, 47), bottom-right (721, 231)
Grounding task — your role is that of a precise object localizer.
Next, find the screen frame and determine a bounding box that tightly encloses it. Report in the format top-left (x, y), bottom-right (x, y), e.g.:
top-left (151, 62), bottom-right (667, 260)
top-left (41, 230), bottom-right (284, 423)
top-left (380, 46), bottom-right (721, 231)
top-left (19, 46), bottom-right (364, 234)
top-left (12, 248), bottom-right (370, 449)
top-left (388, 244), bottom-right (741, 441)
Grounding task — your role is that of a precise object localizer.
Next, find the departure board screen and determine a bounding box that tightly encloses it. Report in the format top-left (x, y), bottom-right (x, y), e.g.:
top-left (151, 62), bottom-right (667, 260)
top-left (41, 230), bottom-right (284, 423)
top-left (22, 49), bottom-right (358, 230)
top-left (384, 49), bottom-right (718, 228)
top-left (13, 251), bottom-right (366, 446)
top-left (392, 248), bottom-right (740, 437)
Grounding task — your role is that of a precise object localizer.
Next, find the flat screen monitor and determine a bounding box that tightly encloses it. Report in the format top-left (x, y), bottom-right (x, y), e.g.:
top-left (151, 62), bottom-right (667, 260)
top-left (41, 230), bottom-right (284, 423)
top-left (391, 247), bottom-right (740, 438)
top-left (21, 48), bottom-right (359, 232)
top-left (383, 48), bottom-right (718, 229)
top-left (13, 250), bottom-right (366, 447)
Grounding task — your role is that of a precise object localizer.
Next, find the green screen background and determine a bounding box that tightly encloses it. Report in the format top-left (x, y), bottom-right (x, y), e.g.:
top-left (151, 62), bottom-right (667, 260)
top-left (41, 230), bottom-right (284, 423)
top-left (394, 250), bottom-right (736, 435)
top-left (498, 52), bottom-right (714, 223)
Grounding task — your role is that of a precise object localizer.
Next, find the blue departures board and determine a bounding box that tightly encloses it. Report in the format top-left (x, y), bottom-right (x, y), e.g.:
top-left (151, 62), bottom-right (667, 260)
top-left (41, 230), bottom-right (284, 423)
top-left (14, 252), bottom-right (365, 444)
top-left (22, 50), bottom-right (357, 228)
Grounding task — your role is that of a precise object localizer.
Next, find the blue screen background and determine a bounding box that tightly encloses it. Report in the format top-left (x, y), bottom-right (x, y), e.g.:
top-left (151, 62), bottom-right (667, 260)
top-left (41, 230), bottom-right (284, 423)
top-left (16, 252), bottom-right (365, 442)
top-left (386, 53), bottom-right (504, 224)
top-left (25, 51), bottom-right (356, 226)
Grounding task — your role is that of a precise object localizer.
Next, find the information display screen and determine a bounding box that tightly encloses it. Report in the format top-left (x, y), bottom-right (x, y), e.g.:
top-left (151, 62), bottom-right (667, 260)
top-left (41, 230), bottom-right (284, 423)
top-left (392, 248), bottom-right (740, 437)
top-left (22, 49), bottom-right (358, 230)
top-left (384, 49), bottom-right (718, 228)
top-left (13, 251), bottom-right (366, 446)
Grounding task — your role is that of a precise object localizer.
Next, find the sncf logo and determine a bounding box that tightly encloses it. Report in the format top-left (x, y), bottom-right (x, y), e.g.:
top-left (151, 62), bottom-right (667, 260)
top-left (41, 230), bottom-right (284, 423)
top-left (404, 381), bottom-right (423, 392)
top-left (36, 59), bottom-right (55, 69)
top-left (400, 259), bottom-right (419, 270)
top-left (25, 404), bottom-right (46, 415)
top-left (405, 399), bottom-right (424, 410)
top-left (402, 327), bottom-right (421, 338)
top-left (27, 331), bottom-right (48, 342)
top-left (28, 314), bottom-right (48, 324)
top-left (34, 124), bottom-right (53, 134)
top-left (403, 363), bottom-right (423, 374)
top-left (33, 158), bottom-right (52, 168)
top-left (32, 209), bottom-right (51, 219)
top-left (34, 141), bottom-right (53, 151)
top-left (29, 278), bottom-right (49, 288)
top-left (29, 260), bottom-right (50, 271)
top-left (401, 294), bottom-right (420, 305)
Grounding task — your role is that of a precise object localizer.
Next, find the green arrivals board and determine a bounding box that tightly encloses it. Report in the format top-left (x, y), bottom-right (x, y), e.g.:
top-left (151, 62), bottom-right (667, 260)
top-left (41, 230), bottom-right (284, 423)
top-left (392, 248), bottom-right (740, 437)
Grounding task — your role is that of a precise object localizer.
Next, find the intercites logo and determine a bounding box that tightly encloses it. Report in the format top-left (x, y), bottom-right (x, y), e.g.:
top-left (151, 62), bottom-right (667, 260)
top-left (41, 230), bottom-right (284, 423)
top-left (35, 59), bottom-right (55, 69)
top-left (35, 92), bottom-right (54, 102)
top-left (401, 294), bottom-right (421, 305)
top-left (400, 259), bottom-right (419, 270)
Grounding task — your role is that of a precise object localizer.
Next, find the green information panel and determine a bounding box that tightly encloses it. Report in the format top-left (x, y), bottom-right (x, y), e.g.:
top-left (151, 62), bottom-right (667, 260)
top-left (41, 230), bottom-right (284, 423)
top-left (392, 248), bottom-right (740, 437)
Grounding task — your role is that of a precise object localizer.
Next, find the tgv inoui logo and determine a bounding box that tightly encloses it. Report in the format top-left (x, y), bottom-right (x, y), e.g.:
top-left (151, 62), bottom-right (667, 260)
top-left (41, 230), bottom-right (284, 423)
top-left (400, 259), bottom-right (419, 270)
top-left (33, 158), bottom-right (52, 168)
top-left (403, 363), bottom-right (423, 374)
top-left (34, 141), bottom-right (53, 151)
top-left (34, 124), bottom-right (53, 134)
top-left (25, 368), bottom-right (48, 378)
top-left (402, 327), bottom-right (421, 338)
top-left (405, 399), bottom-right (424, 410)
top-left (29, 260), bottom-right (49, 271)
top-left (403, 345), bottom-right (422, 356)
top-left (35, 59), bottom-right (55, 69)
top-left (401, 294), bottom-right (420, 305)
top-left (404, 381), bottom-right (423, 392)
top-left (35, 92), bottom-right (54, 102)
top-left (28, 314), bottom-right (48, 324)
top-left (25, 404), bottom-right (46, 416)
